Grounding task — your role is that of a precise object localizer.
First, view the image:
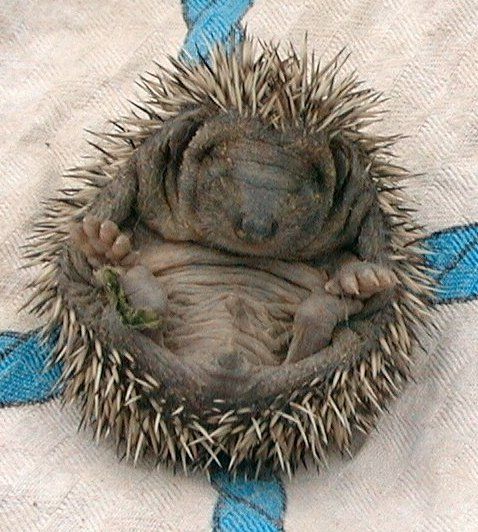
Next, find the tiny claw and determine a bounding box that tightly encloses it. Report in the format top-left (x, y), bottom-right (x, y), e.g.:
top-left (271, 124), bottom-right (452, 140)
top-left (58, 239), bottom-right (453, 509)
top-left (341, 274), bottom-right (360, 296)
top-left (99, 220), bottom-right (119, 245)
top-left (325, 279), bottom-right (340, 295)
top-left (110, 234), bottom-right (132, 260)
top-left (83, 215), bottom-right (101, 238)
top-left (369, 270), bottom-right (381, 287)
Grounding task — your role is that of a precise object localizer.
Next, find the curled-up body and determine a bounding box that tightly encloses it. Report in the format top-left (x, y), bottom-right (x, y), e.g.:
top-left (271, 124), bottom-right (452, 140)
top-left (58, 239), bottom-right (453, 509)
top-left (26, 39), bottom-right (431, 475)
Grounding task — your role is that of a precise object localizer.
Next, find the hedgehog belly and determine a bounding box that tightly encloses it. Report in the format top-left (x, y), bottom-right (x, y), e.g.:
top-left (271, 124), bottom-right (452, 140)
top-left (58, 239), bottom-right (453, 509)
top-left (156, 264), bottom-right (302, 366)
top-left (139, 241), bottom-right (327, 366)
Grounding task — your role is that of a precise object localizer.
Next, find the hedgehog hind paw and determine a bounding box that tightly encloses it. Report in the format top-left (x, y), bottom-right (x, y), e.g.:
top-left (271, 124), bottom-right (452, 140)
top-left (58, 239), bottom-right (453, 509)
top-left (120, 265), bottom-right (168, 317)
top-left (325, 261), bottom-right (398, 299)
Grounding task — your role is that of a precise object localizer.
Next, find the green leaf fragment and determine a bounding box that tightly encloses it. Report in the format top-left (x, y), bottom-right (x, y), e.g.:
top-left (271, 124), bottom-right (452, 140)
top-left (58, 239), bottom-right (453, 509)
top-left (101, 267), bottom-right (162, 329)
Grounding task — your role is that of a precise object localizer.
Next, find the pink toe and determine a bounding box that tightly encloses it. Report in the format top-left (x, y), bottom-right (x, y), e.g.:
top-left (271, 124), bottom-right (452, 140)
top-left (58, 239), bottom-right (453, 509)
top-left (83, 215), bottom-right (101, 239)
top-left (99, 220), bottom-right (119, 245)
top-left (110, 234), bottom-right (131, 260)
top-left (325, 279), bottom-right (341, 295)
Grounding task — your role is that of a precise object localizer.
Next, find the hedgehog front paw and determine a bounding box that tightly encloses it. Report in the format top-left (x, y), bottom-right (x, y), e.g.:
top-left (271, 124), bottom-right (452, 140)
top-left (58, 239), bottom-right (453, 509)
top-left (325, 260), bottom-right (398, 299)
top-left (69, 215), bottom-right (140, 268)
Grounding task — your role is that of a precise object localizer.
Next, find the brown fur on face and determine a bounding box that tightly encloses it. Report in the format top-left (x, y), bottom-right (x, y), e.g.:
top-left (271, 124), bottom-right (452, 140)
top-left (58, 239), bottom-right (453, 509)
top-left (133, 108), bottom-right (382, 263)
top-left (179, 113), bottom-right (337, 259)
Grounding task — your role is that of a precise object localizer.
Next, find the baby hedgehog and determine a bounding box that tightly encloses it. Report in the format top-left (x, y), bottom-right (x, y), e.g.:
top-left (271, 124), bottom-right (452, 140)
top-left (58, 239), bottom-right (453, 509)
top-left (25, 38), bottom-right (432, 476)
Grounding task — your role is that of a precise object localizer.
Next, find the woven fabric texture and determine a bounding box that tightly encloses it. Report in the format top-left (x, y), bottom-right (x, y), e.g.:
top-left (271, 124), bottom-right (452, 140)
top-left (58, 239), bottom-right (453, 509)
top-left (1, 0), bottom-right (477, 530)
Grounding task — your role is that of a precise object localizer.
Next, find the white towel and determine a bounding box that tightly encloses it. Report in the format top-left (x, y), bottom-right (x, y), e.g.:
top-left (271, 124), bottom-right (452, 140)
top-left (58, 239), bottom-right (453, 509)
top-left (1, 1), bottom-right (477, 530)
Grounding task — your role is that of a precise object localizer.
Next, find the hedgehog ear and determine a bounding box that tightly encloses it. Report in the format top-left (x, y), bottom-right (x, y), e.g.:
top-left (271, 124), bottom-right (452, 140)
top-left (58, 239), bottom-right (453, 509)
top-left (158, 107), bottom-right (210, 172)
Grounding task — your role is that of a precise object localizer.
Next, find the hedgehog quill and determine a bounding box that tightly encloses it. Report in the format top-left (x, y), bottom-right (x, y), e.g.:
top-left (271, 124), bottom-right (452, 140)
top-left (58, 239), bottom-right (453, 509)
top-left (24, 38), bottom-right (433, 477)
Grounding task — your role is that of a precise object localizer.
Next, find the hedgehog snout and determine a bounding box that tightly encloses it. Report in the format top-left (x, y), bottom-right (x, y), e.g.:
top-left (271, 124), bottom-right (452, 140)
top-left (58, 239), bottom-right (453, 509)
top-left (234, 213), bottom-right (278, 243)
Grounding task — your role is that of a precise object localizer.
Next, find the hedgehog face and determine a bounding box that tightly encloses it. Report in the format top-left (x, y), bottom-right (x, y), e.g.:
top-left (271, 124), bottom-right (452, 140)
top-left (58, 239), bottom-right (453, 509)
top-left (178, 113), bottom-right (339, 259)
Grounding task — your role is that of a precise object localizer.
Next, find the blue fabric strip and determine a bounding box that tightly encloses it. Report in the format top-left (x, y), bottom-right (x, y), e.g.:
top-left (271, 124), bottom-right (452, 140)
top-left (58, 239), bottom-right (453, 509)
top-left (0, 331), bottom-right (61, 406)
top-left (426, 223), bottom-right (478, 304)
top-left (181, 0), bottom-right (253, 61)
top-left (212, 470), bottom-right (286, 532)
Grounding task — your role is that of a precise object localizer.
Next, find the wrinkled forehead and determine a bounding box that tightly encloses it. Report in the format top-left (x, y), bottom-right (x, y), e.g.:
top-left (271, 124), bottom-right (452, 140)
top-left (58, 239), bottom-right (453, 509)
top-left (191, 111), bottom-right (324, 146)
top-left (224, 139), bottom-right (318, 190)
top-left (187, 111), bottom-right (335, 181)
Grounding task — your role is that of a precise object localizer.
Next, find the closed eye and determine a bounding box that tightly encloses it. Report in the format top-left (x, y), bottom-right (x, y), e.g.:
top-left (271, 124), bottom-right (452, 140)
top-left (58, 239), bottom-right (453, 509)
top-left (331, 144), bottom-right (350, 182)
top-left (196, 142), bottom-right (217, 163)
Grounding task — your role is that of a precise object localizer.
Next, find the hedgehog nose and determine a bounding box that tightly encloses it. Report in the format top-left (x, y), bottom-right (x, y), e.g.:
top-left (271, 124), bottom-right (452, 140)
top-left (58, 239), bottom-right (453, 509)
top-left (236, 215), bottom-right (278, 243)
